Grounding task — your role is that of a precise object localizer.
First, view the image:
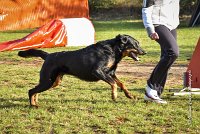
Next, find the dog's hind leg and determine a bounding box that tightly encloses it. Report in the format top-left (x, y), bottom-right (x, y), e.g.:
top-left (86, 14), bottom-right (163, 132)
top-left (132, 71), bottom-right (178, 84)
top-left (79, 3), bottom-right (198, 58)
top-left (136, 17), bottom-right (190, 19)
top-left (112, 74), bottom-right (136, 100)
top-left (29, 82), bottom-right (53, 107)
top-left (29, 93), bottom-right (39, 107)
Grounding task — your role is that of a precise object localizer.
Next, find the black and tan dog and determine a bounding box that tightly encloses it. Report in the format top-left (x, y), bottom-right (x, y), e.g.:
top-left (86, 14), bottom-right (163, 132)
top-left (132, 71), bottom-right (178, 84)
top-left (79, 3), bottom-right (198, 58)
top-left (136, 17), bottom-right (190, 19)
top-left (18, 34), bottom-right (146, 107)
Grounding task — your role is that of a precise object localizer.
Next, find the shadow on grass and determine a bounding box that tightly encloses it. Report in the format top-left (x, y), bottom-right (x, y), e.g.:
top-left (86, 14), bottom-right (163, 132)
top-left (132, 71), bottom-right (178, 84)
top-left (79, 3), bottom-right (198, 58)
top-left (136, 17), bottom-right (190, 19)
top-left (0, 97), bottom-right (28, 108)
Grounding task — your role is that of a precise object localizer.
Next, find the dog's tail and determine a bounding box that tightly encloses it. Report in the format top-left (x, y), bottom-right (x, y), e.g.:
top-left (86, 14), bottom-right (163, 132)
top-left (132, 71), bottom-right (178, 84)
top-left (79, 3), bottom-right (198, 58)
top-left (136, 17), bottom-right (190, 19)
top-left (18, 49), bottom-right (49, 60)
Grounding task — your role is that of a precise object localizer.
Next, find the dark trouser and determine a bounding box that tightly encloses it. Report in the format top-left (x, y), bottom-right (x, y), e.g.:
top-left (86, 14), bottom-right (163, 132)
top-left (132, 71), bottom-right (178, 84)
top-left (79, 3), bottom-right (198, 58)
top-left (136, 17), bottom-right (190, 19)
top-left (147, 25), bottom-right (179, 96)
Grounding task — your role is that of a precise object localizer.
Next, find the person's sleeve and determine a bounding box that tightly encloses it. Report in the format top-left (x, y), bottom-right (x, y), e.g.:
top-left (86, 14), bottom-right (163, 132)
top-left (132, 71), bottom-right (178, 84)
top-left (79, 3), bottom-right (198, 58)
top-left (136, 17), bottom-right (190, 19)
top-left (142, 0), bottom-right (155, 37)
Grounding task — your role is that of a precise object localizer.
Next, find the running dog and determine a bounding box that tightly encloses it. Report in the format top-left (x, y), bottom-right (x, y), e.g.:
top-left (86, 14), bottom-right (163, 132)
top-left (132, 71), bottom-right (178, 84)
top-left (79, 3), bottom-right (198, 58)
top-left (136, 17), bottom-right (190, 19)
top-left (18, 34), bottom-right (146, 107)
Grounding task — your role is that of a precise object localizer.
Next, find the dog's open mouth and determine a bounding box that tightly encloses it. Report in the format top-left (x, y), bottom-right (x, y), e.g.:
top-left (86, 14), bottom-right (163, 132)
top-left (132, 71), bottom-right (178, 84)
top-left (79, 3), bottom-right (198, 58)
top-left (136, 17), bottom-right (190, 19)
top-left (129, 51), bottom-right (139, 61)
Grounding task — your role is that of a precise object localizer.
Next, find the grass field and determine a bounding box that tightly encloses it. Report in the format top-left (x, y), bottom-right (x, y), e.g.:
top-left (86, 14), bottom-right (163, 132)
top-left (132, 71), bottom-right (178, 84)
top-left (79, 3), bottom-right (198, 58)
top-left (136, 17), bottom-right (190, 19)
top-left (0, 20), bottom-right (200, 133)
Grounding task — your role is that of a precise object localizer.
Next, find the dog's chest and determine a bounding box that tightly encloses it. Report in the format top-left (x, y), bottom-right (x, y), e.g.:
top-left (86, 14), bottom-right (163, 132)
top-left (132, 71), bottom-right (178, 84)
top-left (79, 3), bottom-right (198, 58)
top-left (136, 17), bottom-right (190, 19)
top-left (106, 59), bottom-right (116, 68)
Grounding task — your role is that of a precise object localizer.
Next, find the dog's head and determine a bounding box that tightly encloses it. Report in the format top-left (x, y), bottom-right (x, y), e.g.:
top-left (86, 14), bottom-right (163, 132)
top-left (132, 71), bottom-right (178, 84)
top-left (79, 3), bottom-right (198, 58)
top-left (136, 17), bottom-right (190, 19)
top-left (115, 34), bottom-right (146, 61)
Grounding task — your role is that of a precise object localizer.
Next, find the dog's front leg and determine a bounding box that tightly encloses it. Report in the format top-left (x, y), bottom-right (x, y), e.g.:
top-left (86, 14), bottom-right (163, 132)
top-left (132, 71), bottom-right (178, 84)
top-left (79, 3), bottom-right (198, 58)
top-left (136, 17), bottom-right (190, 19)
top-left (112, 74), bottom-right (136, 100)
top-left (92, 69), bottom-right (118, 101)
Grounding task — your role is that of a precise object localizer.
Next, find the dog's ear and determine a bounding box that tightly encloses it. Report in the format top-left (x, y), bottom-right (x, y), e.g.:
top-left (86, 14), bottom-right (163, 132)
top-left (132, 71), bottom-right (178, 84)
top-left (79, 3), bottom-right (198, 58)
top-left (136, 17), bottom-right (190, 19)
top-left (116, 34), bottom-right (128, 44)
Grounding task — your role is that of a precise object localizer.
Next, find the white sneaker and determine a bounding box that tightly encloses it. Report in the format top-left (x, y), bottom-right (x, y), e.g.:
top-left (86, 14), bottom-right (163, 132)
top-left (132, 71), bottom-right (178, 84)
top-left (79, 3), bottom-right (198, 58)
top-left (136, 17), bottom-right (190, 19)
top-left (144, 85), bottom-right (167, 104)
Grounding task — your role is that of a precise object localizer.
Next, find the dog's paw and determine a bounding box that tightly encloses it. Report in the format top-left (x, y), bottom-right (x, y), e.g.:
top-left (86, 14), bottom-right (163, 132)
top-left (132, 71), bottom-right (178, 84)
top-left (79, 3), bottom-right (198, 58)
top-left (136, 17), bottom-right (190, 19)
top-left (29, 105), bottom-right (39, 109)
top-left (132, 95), bottom-right (138, 101)
top-left (125, 93), bottom-right (138, 101)
top-left (124, 92), bottom-right (133, 99)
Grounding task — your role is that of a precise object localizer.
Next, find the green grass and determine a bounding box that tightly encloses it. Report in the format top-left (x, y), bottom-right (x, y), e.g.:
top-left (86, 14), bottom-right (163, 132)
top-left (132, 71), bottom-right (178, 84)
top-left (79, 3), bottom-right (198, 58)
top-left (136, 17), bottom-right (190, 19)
top-left (0, 20), bottom-right (200, 133)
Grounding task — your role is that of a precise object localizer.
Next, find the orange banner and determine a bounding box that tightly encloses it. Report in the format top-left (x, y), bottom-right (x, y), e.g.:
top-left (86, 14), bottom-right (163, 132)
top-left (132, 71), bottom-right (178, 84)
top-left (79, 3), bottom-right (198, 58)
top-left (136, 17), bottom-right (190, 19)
top-left (0, 0), bottom-right (89, 31)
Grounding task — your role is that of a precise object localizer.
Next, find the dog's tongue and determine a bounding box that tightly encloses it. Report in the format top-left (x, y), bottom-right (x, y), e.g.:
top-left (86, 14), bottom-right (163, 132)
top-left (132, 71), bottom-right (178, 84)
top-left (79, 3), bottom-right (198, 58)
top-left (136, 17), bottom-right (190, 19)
top-left (129, 52), bottom-right (139, 61)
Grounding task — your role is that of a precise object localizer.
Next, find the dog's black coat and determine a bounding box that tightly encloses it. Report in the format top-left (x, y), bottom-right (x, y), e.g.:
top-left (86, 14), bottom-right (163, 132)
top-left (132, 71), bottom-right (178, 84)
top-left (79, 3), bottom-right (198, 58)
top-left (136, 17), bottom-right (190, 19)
top-left (18, 34), bottom-right (146, 107)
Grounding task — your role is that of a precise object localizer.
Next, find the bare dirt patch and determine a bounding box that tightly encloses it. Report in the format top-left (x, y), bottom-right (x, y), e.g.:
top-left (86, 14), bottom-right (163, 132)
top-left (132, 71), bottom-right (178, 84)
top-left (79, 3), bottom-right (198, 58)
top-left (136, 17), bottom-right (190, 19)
top-left (116, 60), bottom-right (187, 88)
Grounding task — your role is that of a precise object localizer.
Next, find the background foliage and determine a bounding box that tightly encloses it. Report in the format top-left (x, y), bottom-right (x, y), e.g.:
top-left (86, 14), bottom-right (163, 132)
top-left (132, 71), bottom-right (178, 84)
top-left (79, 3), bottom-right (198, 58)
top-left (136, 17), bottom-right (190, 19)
top-left (89, 0), bottom-right (198, 19)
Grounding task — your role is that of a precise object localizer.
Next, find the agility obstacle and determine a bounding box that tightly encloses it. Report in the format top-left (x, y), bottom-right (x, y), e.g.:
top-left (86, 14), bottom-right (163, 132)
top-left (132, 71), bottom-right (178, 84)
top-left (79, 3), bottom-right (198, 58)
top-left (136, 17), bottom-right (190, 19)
top-left (0, 18), bottom-right (95, 52)
top-left (174, 38), bottom-right (200, 95)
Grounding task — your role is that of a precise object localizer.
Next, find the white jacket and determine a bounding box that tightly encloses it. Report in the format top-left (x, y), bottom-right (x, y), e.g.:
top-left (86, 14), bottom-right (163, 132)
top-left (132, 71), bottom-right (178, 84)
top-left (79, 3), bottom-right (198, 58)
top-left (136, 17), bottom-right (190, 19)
top-left (142, 0), bottom-right (180, 36)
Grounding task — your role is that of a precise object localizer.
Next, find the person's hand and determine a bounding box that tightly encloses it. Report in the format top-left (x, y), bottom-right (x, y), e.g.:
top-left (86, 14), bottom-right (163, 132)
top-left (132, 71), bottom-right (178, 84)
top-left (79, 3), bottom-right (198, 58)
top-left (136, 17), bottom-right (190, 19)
top-left (150, 32), bottom-right (159, 40)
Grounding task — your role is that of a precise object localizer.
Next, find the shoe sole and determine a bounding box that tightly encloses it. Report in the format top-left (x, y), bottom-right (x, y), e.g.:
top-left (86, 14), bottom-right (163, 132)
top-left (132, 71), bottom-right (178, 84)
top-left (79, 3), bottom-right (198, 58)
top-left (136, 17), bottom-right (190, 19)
top-left (144, 95), bottom-right (167, 104)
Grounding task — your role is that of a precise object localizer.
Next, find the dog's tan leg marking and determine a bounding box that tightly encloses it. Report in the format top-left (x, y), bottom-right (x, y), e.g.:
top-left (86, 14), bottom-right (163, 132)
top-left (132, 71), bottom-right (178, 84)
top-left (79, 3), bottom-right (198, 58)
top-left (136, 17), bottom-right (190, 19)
top-left (113, 76), bottom-right (136, 100)
top-left (30, 94), bottom-right (36, 106)
top-left (29, 93), bottom-right (39, 108)
top-left (52, 75), bottom-right (63, 88)
top-left (34, 93), bottom-right (38, 104)
top-left (111, 83), bottom-right (118, 101)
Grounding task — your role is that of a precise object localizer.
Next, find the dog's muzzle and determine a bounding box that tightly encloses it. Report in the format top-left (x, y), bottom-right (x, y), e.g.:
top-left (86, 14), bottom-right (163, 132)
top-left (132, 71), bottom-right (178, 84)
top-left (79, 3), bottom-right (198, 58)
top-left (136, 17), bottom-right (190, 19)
top-left (129, 51), bottom-right (139, 61)
top-left (128, 49), bottom-right (146, 61)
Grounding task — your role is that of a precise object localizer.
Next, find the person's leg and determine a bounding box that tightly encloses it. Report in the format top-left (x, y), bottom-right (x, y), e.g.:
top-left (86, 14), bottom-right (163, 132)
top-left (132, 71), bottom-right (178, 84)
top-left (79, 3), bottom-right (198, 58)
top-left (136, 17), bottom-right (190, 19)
top-left (157, 28), bottom-right (178, 96)
top-left (145, 25), bottom-right (179, 102)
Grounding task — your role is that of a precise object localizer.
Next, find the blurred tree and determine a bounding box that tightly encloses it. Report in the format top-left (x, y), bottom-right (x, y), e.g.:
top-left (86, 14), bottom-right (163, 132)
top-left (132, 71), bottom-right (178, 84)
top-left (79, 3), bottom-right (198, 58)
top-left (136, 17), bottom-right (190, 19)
top-left (89, 0), bottom-right (198, 19)
top-left (89, 0), bottom-right (142, 10)
top-left (180, 0), bottom-right (198, 15)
